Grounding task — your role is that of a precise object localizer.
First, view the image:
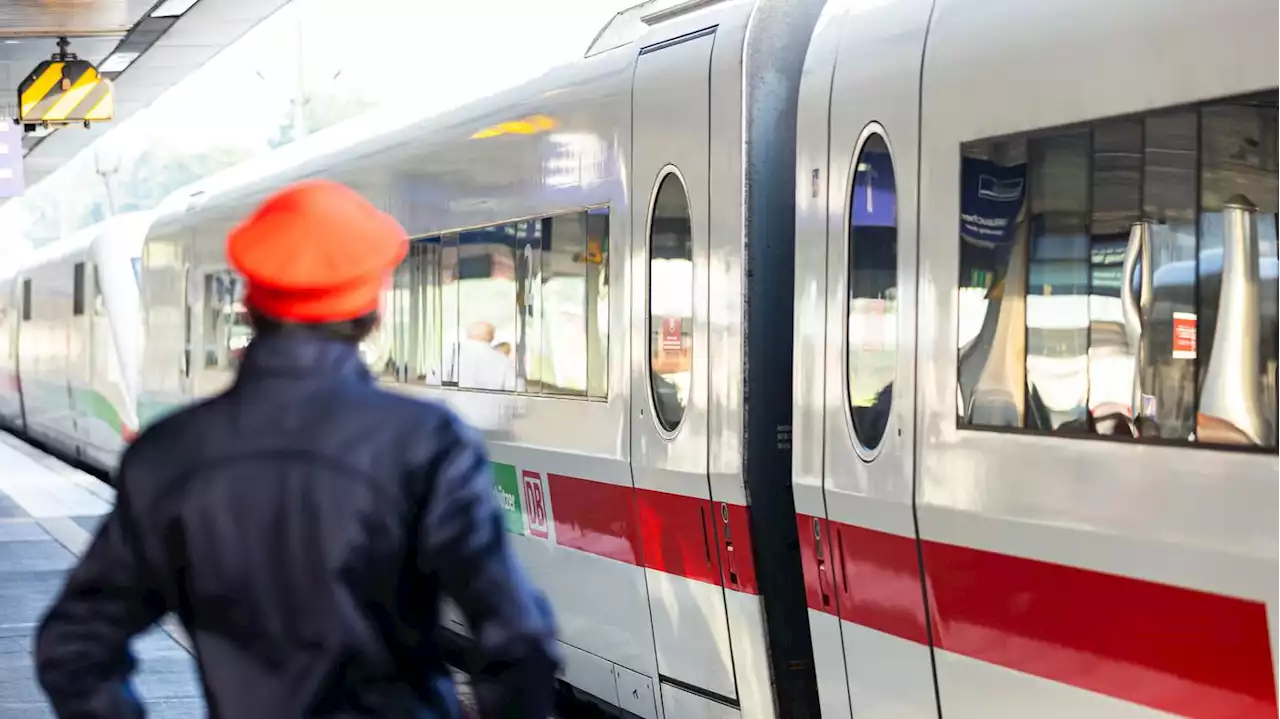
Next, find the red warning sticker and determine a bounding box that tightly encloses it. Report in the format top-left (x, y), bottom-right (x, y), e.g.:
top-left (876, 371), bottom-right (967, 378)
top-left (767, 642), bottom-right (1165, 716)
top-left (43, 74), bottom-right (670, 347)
top-left (1172, 312), bottom-right (1196, 360)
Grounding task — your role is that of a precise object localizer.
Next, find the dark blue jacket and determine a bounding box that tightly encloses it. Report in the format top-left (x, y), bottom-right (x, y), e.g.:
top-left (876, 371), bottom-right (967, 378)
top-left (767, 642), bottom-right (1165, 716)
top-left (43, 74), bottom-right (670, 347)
top-left (34, 330), bottom-right (560, 718)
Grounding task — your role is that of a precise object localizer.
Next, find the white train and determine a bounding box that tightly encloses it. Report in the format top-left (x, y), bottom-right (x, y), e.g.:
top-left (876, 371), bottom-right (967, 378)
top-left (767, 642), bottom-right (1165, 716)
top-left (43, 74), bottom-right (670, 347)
top-left (0, 212), bottom-right (152, 469)
top-left (4, 0), bottom-right (1279, 717)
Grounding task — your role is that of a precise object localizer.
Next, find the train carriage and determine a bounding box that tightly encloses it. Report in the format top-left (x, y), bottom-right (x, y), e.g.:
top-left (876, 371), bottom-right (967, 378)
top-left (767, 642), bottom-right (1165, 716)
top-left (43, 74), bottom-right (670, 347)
top-left (0, 213), bottom-right (152, 469)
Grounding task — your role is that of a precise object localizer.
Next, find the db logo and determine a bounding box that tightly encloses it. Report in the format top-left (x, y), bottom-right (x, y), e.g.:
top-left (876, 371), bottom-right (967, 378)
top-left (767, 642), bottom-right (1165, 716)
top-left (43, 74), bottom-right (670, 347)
top-left (521, 470), bottom-right (550, 539)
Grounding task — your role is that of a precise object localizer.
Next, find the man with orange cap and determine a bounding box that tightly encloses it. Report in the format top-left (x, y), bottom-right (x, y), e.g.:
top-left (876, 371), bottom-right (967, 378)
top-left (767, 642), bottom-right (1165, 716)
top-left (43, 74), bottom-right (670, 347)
top-left (34, 179), bottom-right (560, 718)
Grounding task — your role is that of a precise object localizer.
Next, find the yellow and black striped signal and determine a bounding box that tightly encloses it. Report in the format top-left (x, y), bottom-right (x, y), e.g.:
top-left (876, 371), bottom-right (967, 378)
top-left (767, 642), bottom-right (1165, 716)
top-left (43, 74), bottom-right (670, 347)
top-left (17, 59), bottom-right (114, 125)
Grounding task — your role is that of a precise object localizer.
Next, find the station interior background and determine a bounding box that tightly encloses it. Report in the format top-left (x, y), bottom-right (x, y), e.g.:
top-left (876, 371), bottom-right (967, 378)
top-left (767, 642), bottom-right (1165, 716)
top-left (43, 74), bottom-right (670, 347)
top-left (0, 0), bottom-right (636, 263)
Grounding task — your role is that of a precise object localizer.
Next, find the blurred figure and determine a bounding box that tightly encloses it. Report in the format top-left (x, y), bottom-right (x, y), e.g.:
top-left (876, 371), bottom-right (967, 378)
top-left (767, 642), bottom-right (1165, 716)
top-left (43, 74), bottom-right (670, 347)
top-left (34, 179), bottom-right (560, 719)
top-left (443, 321), bottom-right (518, 391)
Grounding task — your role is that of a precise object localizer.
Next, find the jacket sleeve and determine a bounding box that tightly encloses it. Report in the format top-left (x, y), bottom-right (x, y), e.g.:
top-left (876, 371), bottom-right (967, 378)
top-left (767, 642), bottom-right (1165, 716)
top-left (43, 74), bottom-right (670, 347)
top-left (35, 481), bottom-right (166, 719)
top-left (416, 413), bottom-right (561, 719)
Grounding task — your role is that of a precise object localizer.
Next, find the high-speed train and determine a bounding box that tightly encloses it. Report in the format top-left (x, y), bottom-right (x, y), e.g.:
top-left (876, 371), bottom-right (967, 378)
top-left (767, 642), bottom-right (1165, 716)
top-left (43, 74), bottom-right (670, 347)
top-left (3, 0), bottom-right (1279, 717)
top-left (0, 212), bottom-right (152, 469)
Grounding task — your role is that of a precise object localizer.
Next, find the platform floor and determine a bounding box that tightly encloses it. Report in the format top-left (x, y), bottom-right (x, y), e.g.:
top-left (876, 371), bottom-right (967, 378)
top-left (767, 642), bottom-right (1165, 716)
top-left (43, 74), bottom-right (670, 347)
top-left (0, 433), bottom-right (202, 718)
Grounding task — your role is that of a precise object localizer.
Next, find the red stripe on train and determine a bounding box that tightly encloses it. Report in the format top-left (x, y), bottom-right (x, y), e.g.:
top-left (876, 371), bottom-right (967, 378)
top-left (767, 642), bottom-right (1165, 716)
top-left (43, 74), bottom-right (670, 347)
top-left (798, 516), bottom-right (1277, 718)
top-left (538, 473), bottom-right (1276, 717)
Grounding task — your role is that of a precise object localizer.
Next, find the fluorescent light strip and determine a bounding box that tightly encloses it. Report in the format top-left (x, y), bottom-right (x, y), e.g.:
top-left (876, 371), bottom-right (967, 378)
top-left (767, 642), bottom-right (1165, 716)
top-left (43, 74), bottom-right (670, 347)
top-left (151, 0), bottom-right (200, 18)
top-left (98, 51), bottom-right (140, 73)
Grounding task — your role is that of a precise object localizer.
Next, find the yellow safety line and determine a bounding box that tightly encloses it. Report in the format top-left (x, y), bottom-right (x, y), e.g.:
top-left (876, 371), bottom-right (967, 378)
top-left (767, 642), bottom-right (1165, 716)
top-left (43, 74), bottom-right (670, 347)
top-left (20, 62), bottom-right (63, 117)
top-left (44, 68), bottom-right (99, 122)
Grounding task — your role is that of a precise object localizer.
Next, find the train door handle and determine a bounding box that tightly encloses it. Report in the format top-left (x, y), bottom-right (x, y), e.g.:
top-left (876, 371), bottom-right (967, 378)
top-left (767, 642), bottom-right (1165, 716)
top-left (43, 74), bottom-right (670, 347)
top-left (814, 519), bottom-right (833, 609)
top-left (720, 503), bottom-right (739, 587)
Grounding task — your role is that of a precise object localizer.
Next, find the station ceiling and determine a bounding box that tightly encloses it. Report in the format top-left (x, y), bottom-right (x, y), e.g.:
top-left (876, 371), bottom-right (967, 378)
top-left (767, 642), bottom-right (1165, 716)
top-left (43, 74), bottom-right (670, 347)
top-left (0, 0), bottom-right (286, 200)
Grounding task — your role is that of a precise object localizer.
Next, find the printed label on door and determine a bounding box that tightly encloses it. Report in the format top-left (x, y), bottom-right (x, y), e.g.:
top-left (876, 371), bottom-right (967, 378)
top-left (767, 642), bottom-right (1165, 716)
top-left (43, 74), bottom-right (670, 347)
top-left (522, 470), bottom-right (550, 540)
top-left (491, 462), bottom-right (524, 535)
top-left (1172, 312), bottom-right (1197, 359)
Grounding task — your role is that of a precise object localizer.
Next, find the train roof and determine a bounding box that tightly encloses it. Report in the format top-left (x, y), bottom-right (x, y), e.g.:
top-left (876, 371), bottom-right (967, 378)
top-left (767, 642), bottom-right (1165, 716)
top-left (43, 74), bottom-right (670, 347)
top-left (4, 211), bottom-right (155, 278)
top-left (147, 2), bottom-right (673, 237)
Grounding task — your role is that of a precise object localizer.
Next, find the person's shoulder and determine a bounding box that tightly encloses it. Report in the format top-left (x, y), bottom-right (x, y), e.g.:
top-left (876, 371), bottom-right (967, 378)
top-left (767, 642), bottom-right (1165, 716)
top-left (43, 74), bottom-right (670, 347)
top-left (117, 396), bottom-right (221, 478)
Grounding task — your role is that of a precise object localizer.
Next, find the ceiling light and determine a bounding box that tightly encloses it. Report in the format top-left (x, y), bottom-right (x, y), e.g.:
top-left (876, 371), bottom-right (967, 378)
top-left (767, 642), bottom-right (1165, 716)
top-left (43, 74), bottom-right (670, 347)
top-left (150, 0), bottom-right (200, 18)
top-left (99, 51), bottom-right (140, 73)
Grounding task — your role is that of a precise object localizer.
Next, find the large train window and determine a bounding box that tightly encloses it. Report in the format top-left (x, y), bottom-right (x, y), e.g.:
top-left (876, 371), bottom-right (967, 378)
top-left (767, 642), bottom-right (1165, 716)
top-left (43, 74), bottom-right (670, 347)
top-left (383, 207), bottom-right (611, 398)
top-left (648, 169), bottom-right (693, 433)
top-left (847, 128), bottom-right (898, 453)
top-left (956, 91), bottom-right (1279, 451)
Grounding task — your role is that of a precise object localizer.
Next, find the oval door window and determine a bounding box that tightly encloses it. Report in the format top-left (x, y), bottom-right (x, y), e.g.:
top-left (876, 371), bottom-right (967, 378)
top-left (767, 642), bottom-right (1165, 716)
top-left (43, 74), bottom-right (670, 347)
top-left (649, 171), bottom-right (694, 433)
top-left (847, 131), bottom-right (898, 452)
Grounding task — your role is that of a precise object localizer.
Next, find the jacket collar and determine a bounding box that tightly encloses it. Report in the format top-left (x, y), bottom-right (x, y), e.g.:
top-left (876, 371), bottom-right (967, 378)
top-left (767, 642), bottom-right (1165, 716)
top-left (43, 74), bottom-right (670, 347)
top-left (235, 329), bottom-right (372, 383)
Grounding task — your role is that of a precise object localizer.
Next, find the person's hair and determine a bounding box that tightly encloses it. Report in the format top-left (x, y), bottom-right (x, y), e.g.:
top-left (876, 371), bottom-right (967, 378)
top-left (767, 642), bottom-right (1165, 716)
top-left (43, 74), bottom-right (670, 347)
top-left (248, 309), bottom-right (379, 344)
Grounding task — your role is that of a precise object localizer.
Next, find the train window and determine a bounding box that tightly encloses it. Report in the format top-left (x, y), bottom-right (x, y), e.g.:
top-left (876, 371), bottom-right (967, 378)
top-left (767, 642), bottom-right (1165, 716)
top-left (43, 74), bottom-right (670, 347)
top-left (92, 266), bottom-right (106, 317)
top-left (202, 271), bottom-right (251, 371)
top-left (380, 209), bottom-right (610, 398)
top-left (375, 240), bottom-right (443, 383)
top-left (440, 232), bottom-right (460, 386)
top-left (444, 224), bottom-right (520, 391)
top-left (957, 91), bottom-right (1279, 450)
top-left (21, 279), bottom-right (30, 321)
top-left (846, 129), bottom-right (898, 452)
top-left (72, 263), bottom-right (85, 317)
top-left (586, 207), bottom-right (610, 399)
top-left (648, 170), bottom-right (693, 433)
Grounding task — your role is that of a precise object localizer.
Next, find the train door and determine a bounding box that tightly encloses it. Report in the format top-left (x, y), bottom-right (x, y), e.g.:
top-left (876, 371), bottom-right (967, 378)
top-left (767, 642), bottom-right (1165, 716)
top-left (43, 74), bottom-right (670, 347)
top-left (630, 27), bottom-right (739, 710)
top-left (803, 2), bottom-right (941, 717)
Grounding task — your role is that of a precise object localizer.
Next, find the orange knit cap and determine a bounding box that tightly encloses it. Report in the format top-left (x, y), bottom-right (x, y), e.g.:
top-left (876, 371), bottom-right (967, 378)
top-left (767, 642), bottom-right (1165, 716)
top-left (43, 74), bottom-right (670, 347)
top-left (227, 179), bottom-right (408, 323)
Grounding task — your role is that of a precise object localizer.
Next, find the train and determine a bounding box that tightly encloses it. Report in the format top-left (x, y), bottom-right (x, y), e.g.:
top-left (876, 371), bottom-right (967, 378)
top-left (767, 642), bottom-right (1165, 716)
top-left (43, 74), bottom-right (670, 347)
top-left (1, 0), bottom-right (1277, 717)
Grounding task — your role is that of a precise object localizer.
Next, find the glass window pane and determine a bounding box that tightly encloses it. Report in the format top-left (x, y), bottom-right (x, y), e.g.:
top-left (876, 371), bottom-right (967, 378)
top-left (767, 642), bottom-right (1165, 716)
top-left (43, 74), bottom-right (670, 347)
top-left (542, 213), bottom-right (588, 396)
top-left (1087, 120), bottom-right (1143, 428)
top-left (586, 207), bottom-right (610, 399)
top-left (513, 219), bottom-right (539, 394)
top-left (847, 132), bottom-right (898, 451)
top-left (451, 224), bottom-right (518, 391)
top-left (957, 138), bottom-right (1030, 427)
top-left (440, 233), bottom-right (460, 386)
top-left (1026, 130), bottom-right (1091, 431)
top-left (1197, 99), bottom-right (1278, 447)
top-left (649, 173), bottom-right (693, 432)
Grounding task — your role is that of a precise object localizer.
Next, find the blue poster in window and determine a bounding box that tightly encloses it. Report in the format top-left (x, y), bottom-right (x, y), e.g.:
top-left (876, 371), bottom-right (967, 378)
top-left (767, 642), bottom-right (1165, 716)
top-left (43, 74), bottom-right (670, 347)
top-left (960, 156), bottom-right (1026, 248)
top-left (851, 150), bottom-right (896, 228)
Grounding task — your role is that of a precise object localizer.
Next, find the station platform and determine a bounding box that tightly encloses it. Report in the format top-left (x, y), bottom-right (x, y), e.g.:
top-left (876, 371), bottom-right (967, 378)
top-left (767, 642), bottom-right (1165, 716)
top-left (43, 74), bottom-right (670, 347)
top-left (0, 432), bottom-right (204, 718)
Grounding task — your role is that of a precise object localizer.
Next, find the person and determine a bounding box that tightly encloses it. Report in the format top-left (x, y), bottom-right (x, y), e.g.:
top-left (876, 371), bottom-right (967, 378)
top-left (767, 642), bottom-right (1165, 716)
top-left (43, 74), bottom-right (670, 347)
top-left (34, 179), bottom-right (561, 719)
top-left (442, 321), bottom-right (518, 392)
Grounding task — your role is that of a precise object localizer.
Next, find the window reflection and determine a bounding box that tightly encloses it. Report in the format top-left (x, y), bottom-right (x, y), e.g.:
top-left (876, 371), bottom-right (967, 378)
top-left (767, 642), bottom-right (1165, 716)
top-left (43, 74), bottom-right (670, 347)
top-left (649, 173), bottom-right (693, 432)
top-left (445, 225), bottom-right (520, 391)
top-left (957, 92), bottom-right (1279, 450)
top-left (847, 132), bottom-right (898, 451)
top-left (202, 271), bottom-right (251, 372)
top-left (541, 214), bottom-right (585, 395)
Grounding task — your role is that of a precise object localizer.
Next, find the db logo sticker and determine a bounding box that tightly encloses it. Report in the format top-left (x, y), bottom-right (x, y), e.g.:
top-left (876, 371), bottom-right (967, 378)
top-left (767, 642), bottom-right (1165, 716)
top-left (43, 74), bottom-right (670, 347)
top-left (521, 470), bottom-right (550, 540)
